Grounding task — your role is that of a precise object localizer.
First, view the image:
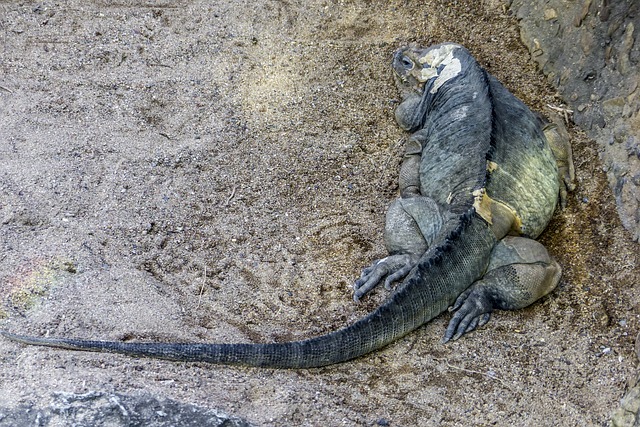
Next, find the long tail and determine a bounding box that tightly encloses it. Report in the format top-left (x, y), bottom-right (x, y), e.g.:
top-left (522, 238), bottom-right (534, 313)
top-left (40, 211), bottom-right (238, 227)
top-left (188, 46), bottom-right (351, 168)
top-left (2, 215), bottom-right (495, 368)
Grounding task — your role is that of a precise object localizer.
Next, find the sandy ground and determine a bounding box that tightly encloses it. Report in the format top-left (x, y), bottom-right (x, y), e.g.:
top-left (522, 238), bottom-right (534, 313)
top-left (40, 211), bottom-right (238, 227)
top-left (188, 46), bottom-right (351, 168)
top-left (1, 1), bottom-right (639, 425)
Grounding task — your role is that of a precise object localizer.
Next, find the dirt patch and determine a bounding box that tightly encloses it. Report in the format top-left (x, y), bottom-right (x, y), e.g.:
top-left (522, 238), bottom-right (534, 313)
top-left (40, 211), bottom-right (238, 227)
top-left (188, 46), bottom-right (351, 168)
top-left (1, 1), bottom-right (638, 425)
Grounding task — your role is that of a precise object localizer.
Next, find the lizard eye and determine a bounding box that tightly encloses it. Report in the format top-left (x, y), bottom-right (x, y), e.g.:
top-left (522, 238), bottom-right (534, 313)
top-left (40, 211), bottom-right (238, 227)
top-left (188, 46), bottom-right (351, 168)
top-left (400, 55), bottom-right (414, 71)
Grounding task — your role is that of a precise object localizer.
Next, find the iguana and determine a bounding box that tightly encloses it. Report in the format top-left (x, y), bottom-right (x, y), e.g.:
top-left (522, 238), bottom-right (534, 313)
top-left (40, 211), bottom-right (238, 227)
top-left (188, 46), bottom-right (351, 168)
top-left (1, 43), bottom-right (574, 368)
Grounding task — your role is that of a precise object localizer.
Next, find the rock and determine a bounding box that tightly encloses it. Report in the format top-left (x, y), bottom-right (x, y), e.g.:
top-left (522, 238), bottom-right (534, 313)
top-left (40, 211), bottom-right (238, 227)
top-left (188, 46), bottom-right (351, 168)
top-left (611, 405), bottom-right (638, 427)
top-left (544, 8), bottom-right (557, 21)
top-left (0, 392), bottom-right (251, 427)
top-left (611, 383), bottom-right (640, 427)
top-left (511, 0), bottom-right (640, 241)
top-left (618, 22), bottom-right (635, 76)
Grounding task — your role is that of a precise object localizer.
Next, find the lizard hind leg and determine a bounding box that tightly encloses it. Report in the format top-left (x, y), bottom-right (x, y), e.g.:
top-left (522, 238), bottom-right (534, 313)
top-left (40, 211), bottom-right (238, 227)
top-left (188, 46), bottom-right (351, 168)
top-left (353, 196), bottom-right (443, 301)
top-left (442, 236), bottom-right (561, 342)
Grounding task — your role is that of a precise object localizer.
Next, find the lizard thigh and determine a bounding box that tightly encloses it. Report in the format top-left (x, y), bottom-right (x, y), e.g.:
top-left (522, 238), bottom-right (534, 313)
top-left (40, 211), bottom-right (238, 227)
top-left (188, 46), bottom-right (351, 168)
top-left (483, 236), bottom-right (561, 309)
top-left (443, 236), bottom-right (561, 342)
top-left (383, 196), bottom-right (443, 255)
top-left (353, 196), bottom-right (443, 301)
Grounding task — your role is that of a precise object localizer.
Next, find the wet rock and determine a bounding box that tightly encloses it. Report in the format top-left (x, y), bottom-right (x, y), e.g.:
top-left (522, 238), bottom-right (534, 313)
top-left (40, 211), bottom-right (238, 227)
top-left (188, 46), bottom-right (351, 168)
top-left (511, 0), bottom-right (640, 241)
top-left (618, 22), bottom-right (635, 76)
top-left (592, 301), bottom-right (610, 328)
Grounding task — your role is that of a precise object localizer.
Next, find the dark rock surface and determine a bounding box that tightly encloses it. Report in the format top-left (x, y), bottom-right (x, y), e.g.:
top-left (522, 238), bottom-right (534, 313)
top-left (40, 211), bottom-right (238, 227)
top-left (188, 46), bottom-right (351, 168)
top-left (0, 392), bottom-right (251, 427)
top-left (511, 0), bottom-right (640, 241)
top-left (511, 1), bottom-right (640, 423)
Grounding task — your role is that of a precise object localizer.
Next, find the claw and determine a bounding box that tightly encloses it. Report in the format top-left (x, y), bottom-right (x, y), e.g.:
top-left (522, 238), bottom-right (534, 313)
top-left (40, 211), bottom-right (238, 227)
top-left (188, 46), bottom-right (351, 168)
top-left (477, 312), bottom-right (491, 328)
top-left (384, 264), bottom-right (413, 290)
top-left (449, 287), bottom-right (472, 312)
top-left (353, 254), bottom-right (419, 301)
top-left (542, 119), bottom-right (575, 209)
top-left (442, 285), bottom-right (493, 343)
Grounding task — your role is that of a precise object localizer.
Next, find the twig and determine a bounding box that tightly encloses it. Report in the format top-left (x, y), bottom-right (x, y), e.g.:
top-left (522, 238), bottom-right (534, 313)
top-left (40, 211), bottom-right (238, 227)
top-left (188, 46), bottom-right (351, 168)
top-left (225, 186), bottom-right (237, 206)
top-left (546, 104), bottom-right (574, 125)
top-left (446, 192), bottom-right (454, 204)
top-left (0, 85), bottom-right (13, 94)
top-left (378, 137), bottom-right (402, 189)
top-left (196, 265), bottom-right (207, 310)
top-left (434, 358), bottom-right (512, 389)
top-left (546, 104), bottom-right (574, 114)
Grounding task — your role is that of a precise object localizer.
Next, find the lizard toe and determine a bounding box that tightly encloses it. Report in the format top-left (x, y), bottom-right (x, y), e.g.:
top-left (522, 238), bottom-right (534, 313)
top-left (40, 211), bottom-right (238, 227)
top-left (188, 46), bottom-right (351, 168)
top-left (353, 254), bottom-right (419, 301)
top-left (442, 286), bottom-right (493, 343)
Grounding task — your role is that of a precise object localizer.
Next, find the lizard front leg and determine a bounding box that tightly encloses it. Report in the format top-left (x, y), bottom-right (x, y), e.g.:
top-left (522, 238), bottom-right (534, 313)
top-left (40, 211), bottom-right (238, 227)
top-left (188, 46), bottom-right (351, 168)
top-left (398, 136), bottom-right (423, 198)
top-left (354, 131), bottom-right (435, 301)
top-left (353, 195), bottom-right (444, 301)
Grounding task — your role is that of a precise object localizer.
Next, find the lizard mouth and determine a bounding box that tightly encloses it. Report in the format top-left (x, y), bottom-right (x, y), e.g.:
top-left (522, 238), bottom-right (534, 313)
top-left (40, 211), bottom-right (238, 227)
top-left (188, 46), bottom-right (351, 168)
top-left (392, 49), bottom-right (416, 82)
top-left (392, 48), bottom-right (423, 96)
top-left (393, 49), bottom-right (415, 76)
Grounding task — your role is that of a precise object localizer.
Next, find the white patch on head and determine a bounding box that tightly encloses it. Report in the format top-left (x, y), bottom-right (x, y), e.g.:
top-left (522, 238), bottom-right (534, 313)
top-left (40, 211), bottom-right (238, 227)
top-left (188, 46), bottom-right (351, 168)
top-left (430, 58), bottom-right (461, 94)
top-left (419, 67), bottom-right (438, 82)
top-left (413, 44), bottom-right (463, 94)
top-left (418, 44), bottom-right (461, 67)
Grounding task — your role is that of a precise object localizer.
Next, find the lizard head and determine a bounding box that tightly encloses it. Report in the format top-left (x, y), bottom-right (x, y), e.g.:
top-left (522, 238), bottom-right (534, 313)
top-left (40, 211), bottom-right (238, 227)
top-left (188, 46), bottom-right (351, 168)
top-left (392, 42), bottom-right (463, 96)
top-left (392, 42), bottom-right (464, 131)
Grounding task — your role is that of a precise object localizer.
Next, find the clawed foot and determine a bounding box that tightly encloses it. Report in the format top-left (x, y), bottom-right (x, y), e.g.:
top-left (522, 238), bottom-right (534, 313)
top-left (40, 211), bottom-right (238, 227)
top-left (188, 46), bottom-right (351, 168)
top-left (558, 166), bottom-right (577, 209)
top-left (542, 120), bottom-right (576, 209)
top-left (442, 285), bottom-right (493, 343)
top-left (353, 254), bottom-right (418, 302)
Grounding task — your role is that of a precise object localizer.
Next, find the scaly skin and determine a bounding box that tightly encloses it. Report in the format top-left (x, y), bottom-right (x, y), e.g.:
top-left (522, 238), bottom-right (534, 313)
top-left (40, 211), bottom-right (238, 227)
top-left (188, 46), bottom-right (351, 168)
top-left (1, 215), bottom-right (495, 368)
top-left (1, 43), bottom-right (573, 367)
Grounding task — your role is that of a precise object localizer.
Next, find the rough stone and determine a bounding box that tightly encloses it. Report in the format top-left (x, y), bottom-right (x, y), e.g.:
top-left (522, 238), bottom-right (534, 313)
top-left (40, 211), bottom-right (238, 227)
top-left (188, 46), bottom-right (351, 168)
top-left (511, 3), bottom-right (640, 420)
top-left (0, 392), bottom-right (251, 427)
top-left (512, 0), bottom-right (640, 241)
top-left (611, 377), bottom-right (640, 427)
top-left (544, 8), bottom-right (557, 21)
